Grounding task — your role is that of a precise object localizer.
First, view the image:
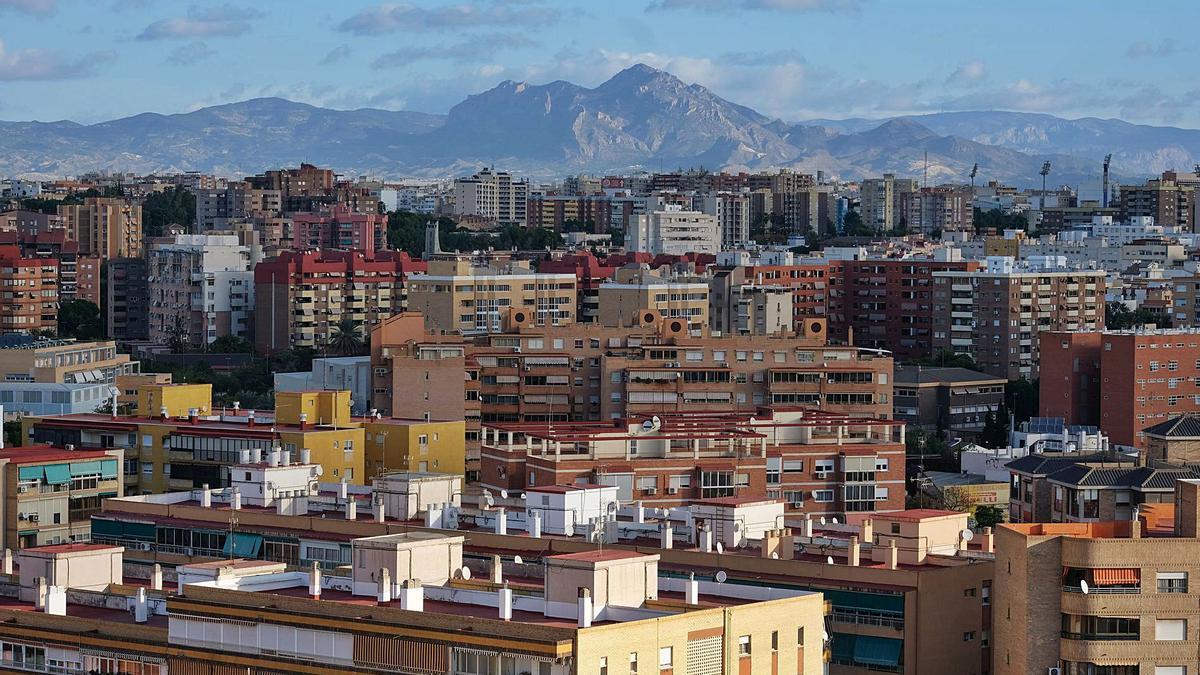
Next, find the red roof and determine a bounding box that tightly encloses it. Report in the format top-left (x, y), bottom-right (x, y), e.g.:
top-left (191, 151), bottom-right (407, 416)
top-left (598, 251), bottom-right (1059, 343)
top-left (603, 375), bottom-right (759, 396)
top-left (0, 445), bottom-right (111, 465)
top-left (26, 543), bottom-right (120, 554)
top-left (878, 509), bottom-right (964, 522)
top-left (547, 549), bottom-right (648, 563)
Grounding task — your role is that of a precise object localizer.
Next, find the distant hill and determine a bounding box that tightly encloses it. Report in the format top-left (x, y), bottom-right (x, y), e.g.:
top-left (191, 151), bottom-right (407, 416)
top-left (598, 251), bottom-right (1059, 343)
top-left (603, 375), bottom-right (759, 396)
top-left (2, 65), bottom-right (1193, 184)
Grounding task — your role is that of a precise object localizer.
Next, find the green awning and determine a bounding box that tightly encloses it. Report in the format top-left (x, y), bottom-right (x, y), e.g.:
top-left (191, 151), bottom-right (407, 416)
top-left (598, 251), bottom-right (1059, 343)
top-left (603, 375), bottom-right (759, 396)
top-left (222, 533), bottom-right (262, 558)
top-left (124, 521), bottom-right (156, 541)
top-left (90, 518), bottom-right (123, 538)
top-left (44, 464), bottom-right (71, 485)
top-left (831, 634), bottom-right (856, 662)
top-left (100, 460), bottom-right (118, 479)
top-left (853, 636), bottom-right (903, 667)
top-left (823, 588), bottom-right (905, 614)
top-left (69, 461), bottom-right (102, 477)
top-left (17, 466), bottom-right (43, 481)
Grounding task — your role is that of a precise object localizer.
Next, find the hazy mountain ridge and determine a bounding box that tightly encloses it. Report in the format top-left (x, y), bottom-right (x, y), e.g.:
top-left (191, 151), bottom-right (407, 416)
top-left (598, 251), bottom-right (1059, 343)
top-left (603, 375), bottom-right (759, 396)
top-left (0, 65), bottom-right (1193, 184)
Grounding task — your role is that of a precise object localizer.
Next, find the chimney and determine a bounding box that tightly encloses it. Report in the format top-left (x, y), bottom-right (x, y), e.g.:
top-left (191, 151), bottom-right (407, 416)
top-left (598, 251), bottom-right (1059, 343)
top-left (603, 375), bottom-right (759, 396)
top-left (159, 406), bottom-right (169, 422)
top-left (132, 587), bottom-right (149, 622)
top-left (801, 516), bottom-right (814, 538)
top-left (848, 536), bottom-right (861, 567)
top-left (188, 408), bottom-right (199, 424)
top-left (376, 568), bottom-right (392, 604)
top-left (251, 447), bottom-right (263, 464)
top-left (498, 582), bottom-right (513, 621)
top-left (300, 447), bottom-right (311, 464)
top-left (424, 503), bottom-right (443, 529)
top-left (1, 548), bottom-right (12, 575)
top-left (233, 401), bottom-right (240, 412)
top-left (281, 449), bottom-right (291, 466)
top-left (981, 527), bottom-right (995, 554)
top-left (885, 538), bottom-right (898, 570)
top-left (346, 499), bottom-right (357, 521)
top-left (634, 501), bottom-right (645, 524)
top-left (660, 521), bottom-right (673, 549)
top-left (684, 572), bottom-right (699, 605)
top-left (577, 587), bottom-right (593, 628)
top-left (200, 485), bottom-right (211, 508)
top-left (375, 498), bottom-right (386, 523)
top-left (45, 585), bottom-right (66, 616)
top-left (528, 509), bottom-right (542, 538)
top-left (489, 554), bottom-right (503, 584)
top-left (399, 578), bottom-right (423, 612)
top-left (699, 525), bottom-right (714, 553)
top-left (860, 518), bottom-right (874, 545)
top-left (33, 577), bottom-right (46, 610)
top-left (761, 529), bottom-right (780, 559)
top-left (151, 564), bottom-right (163, 591)
top-left (299, 412), bottom-right (308, 430)
top-left (230, 488), bottom-right (242, 510)
top-left (247, 411), bottom-right (255, 428)
top-left (238, 449), bottom-right (250, 465)
top-left (309, 562), bottom-right (322, 599)
top-left (778, 528), bottom-right (794, 560)
top-left (268, 448), bottom-right (280, 468)
top-left (494, 508), bottom-right (507, 535)
top-left (338, 479), bottom-right (348, 500)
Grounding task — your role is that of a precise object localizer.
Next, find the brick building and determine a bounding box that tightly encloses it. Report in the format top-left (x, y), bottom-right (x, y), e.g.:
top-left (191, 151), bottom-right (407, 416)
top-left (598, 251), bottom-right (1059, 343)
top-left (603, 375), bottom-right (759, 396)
top-left (291, 205), bottom-right (386, 252)
top-left (1120, 170), bottom-right (1195, 231)
top-left (0, 246), bottom-right (57, 334)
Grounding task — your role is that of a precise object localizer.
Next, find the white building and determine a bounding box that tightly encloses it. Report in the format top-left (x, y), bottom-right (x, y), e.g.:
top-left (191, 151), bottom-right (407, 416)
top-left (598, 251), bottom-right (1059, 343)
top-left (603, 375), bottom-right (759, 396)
top-left (626, 208), bottom-right (720, 256)
top-left (699, 193), bottom-right (751, 249)
top-left (452, 169), bottom-right (528, 225)
top-left (147, 234), bottom-right (255, 346)
top-left (274, 357), bottom-right (371, 415)
top-left (524, 484), bottom-right (619, 537)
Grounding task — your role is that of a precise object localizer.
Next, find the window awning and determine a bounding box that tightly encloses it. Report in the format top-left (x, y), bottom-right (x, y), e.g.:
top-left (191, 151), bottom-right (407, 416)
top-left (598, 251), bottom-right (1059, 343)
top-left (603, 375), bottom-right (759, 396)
top-left (100, 460), bottom-right (118, 479)
top-left (853, 636), bottom-right (903, 667)
top-left (222, 533), bottom-right (263, 558)
top-left (1093, 568), bottom-right (1139, 585)
top-left (44, 464), bottom-right (71, 485)
top-left (17, 466), bottom-right (43, 481)
top-left (831, 634), bottom-right (856, 662)
top-left (70, 461), bottom-right (102, 477)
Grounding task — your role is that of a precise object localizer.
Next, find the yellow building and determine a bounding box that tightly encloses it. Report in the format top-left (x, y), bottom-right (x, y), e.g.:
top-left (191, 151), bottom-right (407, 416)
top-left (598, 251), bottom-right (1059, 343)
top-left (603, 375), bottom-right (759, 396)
top-left (116, 373), bottom-right (172, 409)
top-left (135, 383), bottom-right (212, 418)
top-left (363, 418), bottom-right (466, 479)
top-left (274, 390), bottom-right (354, 427)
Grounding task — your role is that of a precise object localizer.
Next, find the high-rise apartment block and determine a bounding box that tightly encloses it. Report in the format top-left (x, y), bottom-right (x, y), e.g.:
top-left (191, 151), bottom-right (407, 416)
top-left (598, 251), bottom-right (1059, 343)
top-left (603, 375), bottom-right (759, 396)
top-left (699, 193), bottom-right (751, 248)
top-left (57, 197), bottom-right (142, 259)
top-left (1120, 171), bottom-right (1195, 231)
top-left (931, 259), bottom-right (1105, 380)
top-left (899, 185), bottom-right (974, 234)
top-left (105, 257), bottom-right (149, 342)
top-left (195, 180), bottom-right (282, 231)
top-left (772, 185), bottom-right (833, 235)
top-left (452, 168), bottom-right (528, 225)
top-left (291, 205), bottom-right (386, 252)
top-left (0, 247), bottom-right (57, 334)
top-left (860, 174), bottom-right (919, 232)
top-left (405, 260), bottom-right (576, 334)
top-left (147, 234), bottom-right (255, 347)
top-left (626, 209), bottom-right (721, 255)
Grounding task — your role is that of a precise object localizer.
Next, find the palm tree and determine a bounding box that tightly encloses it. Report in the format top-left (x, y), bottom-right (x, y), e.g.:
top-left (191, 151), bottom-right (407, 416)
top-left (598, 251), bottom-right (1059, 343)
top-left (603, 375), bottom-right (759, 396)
top-left (327, 319), bottom-right (365, 356)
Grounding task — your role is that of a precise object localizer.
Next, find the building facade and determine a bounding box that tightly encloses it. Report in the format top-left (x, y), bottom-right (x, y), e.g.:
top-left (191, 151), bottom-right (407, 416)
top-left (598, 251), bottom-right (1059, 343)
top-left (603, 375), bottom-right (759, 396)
top-left (626, 209), bottom-right (721, 256)
top-left (58, 197), bottom-right (142, 259)
top-left (404, 260), bottom-right (577, 334)
top-left (147, 234), bottom-right (255, 347)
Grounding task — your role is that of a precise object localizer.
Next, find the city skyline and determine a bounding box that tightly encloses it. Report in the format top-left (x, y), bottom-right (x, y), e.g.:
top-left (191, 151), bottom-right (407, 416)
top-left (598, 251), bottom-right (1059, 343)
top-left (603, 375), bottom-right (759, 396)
top-left (0, 0), bottom-right (1198, 127)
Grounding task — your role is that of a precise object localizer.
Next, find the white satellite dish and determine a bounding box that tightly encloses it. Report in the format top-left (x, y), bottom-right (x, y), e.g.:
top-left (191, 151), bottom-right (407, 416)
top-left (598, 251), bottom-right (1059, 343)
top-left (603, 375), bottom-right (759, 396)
top-left (519, 492), bottom-right (527, 500)
top-left (830, 517), bottom-right (838, 525)
top-left (770, 552), bottom-right (779, 559)
top-left (483, 493), bottom-right (495, 509)
top-left (1079, 580), bottom-right (1089, 595)
top-left (314, 466), bottom-right (324, 476)
top-left (513, 555), bottom-right (523, 565)
top-left (642, 419), bottom-right (655, 431)
top-left (819, 517), bottom-right (826, 525)
top-left (826, 556), bottom-right (835, 565)
top-left (716, 542), bottom-right (724, 554)
top-left (461, 566), bottom-right (472, 581)
top-left (500, 489), bottom-right (509, 499)
top-left (822, 630), bottom-right (829, 642)
top-left (607, 502), bottom-right (619, 515)
top-left (961, 528), bottom-right (975, 542)
top-left (651, 415), bottom-right (661, 428)
top-left (715, 570), bottom-right (728, 583)
top-left (659, 508), bottom-right (670, 518)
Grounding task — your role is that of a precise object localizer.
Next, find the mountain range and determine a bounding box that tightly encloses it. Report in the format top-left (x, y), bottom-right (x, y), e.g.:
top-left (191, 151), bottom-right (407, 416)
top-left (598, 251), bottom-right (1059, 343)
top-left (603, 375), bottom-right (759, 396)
top-left (3, 63), bottom-right (1199, 186)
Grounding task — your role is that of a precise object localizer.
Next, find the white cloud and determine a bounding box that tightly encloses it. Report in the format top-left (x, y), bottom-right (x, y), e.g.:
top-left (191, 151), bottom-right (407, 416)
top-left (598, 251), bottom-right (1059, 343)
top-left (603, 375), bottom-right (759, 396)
top-left (0, 37), bottom-right (114, 81)
top-left (945, 59), bottom-right (986, 86)
top-left (138, 4), bottom-right (264, 40)
top-left (338, 1), bottom-right (561, 36)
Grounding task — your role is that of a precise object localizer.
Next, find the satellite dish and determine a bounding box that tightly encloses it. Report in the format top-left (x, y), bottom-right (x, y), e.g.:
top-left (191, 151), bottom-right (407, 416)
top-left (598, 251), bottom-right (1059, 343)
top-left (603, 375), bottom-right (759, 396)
top-left (607, 502), bottom-right (619, 515)
top-left (961, 528), bottom-right (975, 542)
top-left (314, 466), bottom-right (324, 476)
top-left (483, 493), bottom-right (495, 509)
top-left (500, 489), bottom-right (509, 499)
top-left (1080, 580), bottom-right (1089, 595)
top-left (513, 555), bottom-right (523, 565)
top-left (642, 419), bottom-right (655, 431)
top-left (826, 556), bottom-right (835, 565)
top-left (519, 492), bottom-right (527, 500)
top-left (770, 552), bottom-right (779, 559)
top-left (461, 566), bottom-right (471, 581)
top-left (659, 508), bottom-right (670, 518)
top-left (651, 415), bottom-right (661, 428)
top-left (822, 630), bottom-right (829, 642)
top-left (715, 570), bottom-right (728, 583)
top-left (830, 517), bottom-right (838, 525)
top-left (819, 517), bottom-right (826, 525)
top-left (716, 542), bottom-right (724, 554)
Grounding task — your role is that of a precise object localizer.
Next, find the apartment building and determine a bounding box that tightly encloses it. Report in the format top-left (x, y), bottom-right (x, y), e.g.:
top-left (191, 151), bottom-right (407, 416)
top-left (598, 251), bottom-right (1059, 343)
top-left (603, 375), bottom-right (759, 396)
top-left (57, 197), bottom-right (142, 259)
top-left (1120, 170), bottom-right (1195, 231)
top-left (291, 205), bottom-right (386, 252)
top-left (105, 257), bottom-right (149, 342)
top-left (1040, 328), bottom-right (1200, 449)
top-left (452, 168), bottom-right (528, 226)
top-left (405, 259), bottom-right (577, 334)
top-left (147, 234), bottom-right (255, 347)
top-left (860, 174), bottom-right (919, 232)
top-left (595, 270), bottom-right (710, 330)
top-left (0, 230), bottom-right (101, 305)
top-left (710, 258), bottom-right (830, 337)
top-left (22, 388), bottom-right (370, 494)
top-left (626, 208), bottom-right (721, 255)
top-left (899, 185), bottom-right (974, 234)
top-left (699, 192), bottom-right (752, 248)
top-left (363, 418), bottom-right (466, 480)
top-left (996, 480), bottom-right (1200, 675)
top-left (195, 179), bottom-right (282, 230)
top-left (0, 337), bottom-right (136, 385)
top-left (893, 366), bottom-right (1006, 436)
top-left (828, 256), bottom-right (982, 359)
top-left (0, 247), bottom-right (57, 334)
top-left (526, 194), bottom-right (613, 232)
top-left (931, 258), bottom-right (1105, 380)
top-left (773, 185), bottom-right (833, 236)
top-left (0, 209), bottom-right (64, 236)
top-left (254, 249), bottom-right (425, 354)
top-left (245, 162), bottom-right (336, 210)
top-left (0, 445), bottom-right (123, 549)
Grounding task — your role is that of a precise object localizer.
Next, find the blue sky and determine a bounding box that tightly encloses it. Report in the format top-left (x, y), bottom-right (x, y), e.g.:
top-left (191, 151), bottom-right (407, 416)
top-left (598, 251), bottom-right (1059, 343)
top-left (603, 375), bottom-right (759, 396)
top-left (1, 0), bottom-right (1197, 126)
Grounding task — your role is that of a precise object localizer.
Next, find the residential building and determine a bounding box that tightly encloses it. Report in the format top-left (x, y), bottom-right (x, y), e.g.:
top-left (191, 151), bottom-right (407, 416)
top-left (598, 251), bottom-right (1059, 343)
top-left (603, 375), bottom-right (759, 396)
top-left (893, 366), bottom-right (1006, 436)
top-left (860, 174), bottom-right (919, 232)
top-left (0, 230), bottom-right (98, 305)
top-left (244, 162), bottom-right (335, 211)
top-left (105, 257), bottom-right (150, 342)
top-left (114, 372), bottom-right (172, 410)
top-left (710, 258), bottom-right (830, 337)
top-left (404, 259), bottom-right (577, 334)
top-left (626, 208), bottom-right (720, 255)
top-left (595, 269), bottom-right (710, 330)
top-left (0, 209), bottom-right (64, 236)
top-left (147, 234), bottom-right (255, 347)
top-left (995, 480), bottom-right (1200, 675)
top-left (194, 180), bottom-right (282, 231)
top-left (931, 258), bottom-right (1106, 380)
top-left (1120, 170), bottom-right (1195, 231)
top-left (1039, 328), bottom-right (1200, 449)
top-left (253, 249), bottom-right (425, 354)
top-left (699, 193), bottom-right (752, 248)
top-left (899, 185), bottom-right (974, 234)
top-left (274, 356), bottom-right (372, 415)
top-left (0, 336), bottom-right (136, 385)
top-left (452, 168), bottom-right (528, 226)
top-left (291, 205), bottom-right (386, 252)
top-left (526, 194), bottom-right (613, 232)
top-left (772, 185), bottom-right (833, 236)
top-left (0, 247), bottom-right (57, 334)
top-left (0, 445), bottom-right (123, 549)
top-left (57, 197), bottom-right (142, 259)
top-left (363, 418), bottom-right (466, 479)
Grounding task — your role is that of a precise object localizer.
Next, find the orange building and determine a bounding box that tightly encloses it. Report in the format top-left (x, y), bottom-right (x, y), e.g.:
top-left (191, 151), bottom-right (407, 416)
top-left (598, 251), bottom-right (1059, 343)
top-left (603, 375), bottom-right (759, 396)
top-left (0, 246), bottom-right (58, 333)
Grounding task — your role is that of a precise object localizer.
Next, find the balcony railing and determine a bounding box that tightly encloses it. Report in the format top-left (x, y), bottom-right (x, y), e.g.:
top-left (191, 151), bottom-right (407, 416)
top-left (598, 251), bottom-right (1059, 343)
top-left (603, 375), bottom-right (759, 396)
top-left (1062, 585), bottom-right (1140, 595)
top-left (1060, 631), bottom-right (1139, 641)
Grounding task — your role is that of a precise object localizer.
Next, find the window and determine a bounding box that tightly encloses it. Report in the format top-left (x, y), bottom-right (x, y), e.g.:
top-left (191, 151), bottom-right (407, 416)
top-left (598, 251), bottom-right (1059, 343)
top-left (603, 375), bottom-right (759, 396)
top-left (658, 646), bottom-right (672, 668)
top-left (738, 635), bottom-right (751, 655)
top-left (599, 656), bottom-right (608, 675)
top-left (963, 631), bottom-right (975, 641)
top-left (813, 490), bottom-right (834, 503)
top-left (1157, 618), bottom-right (1187, 640)
top-left (770, 631), bottom-right (778, 651)
top-left (629, 651), bottom-right (638, 674)
top-left (875, 458), bottom-right (889, 472)
top-left (141, 462), bottom-right (153, 475)
top-left (814, 460), bottom-right (835, 476)
top-left (964, 588), bottom-right (976, 597)
top-left (1159, 573), bottom-right (1188, 594)
top-left (1155, 667), bottom-right (1187, 675)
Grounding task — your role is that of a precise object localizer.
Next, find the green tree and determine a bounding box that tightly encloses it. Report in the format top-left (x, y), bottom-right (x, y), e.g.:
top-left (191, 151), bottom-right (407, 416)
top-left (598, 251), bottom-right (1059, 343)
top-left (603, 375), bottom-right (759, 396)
top-left (1106, 302), bottom-right (1169, 330)
top-left (56, 300), bottom-right (105, 340)
top-left (973, 505), bottom-right (1005, 529)
top-left (328, 319), bottom-right (366, 356)
top-left (142, 185), bottom-right (196, 237)
top-left (206, 334), bottom-right (254, 354)
top-left (973, 207), bottom-right (1029, 234)
top-left (606, 227), bottom-right (625, 247)
top-left (979, 407), bottom-right (1010, 448)
top-left (842, 210), bottom-right (874, 236)
top-left (3, 421), bottom-right (22, 448)
top-left (907, 349), bottom-right (979, 371)
top-left (1005, 378), bottom-right (1039, 427)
